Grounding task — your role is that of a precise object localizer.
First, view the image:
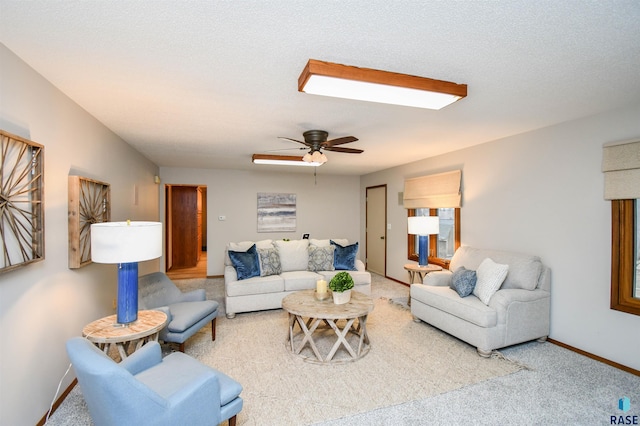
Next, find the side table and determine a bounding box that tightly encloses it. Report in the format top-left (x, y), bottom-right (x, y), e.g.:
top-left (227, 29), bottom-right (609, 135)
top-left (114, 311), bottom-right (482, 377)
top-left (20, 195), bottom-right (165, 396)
top-left (82, 310), bottom-right (168, 361)
top-left (404, 263), bottom-right (443, 305)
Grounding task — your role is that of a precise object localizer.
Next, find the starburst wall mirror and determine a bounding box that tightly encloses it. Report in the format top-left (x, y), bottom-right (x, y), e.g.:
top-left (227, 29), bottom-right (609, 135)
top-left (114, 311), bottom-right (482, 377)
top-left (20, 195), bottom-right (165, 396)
top-left (0, 130), bottom-right (45, 274)
top-left (68, 176), bottom-right (110, 268)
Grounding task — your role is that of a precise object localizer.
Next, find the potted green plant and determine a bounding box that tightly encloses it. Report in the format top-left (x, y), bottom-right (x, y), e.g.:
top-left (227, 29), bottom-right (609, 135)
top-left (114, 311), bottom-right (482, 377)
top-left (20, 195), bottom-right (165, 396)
top-left (329, 271), bottom-right (355, 304)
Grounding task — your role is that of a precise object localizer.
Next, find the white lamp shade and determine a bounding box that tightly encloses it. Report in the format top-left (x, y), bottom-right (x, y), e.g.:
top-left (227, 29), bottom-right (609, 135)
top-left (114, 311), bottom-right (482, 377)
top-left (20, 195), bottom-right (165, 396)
top-left (408, 216), bottom-right (440, 236)
top-left (91, 221), bottom-right (162, 264)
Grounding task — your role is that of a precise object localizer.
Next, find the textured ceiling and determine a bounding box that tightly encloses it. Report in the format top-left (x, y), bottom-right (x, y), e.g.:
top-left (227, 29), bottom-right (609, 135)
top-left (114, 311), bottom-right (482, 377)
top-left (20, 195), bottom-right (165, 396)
top-left (1, 1), bottom-right (639, 175)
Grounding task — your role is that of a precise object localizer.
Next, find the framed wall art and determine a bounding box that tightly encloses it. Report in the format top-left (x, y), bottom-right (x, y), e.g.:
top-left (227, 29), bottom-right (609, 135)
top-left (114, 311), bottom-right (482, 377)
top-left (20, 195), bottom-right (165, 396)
top-left (0, 130), bottom-right (45, 274)
top-left (68, 176), bottom-right (110, 268)
top-left (257, 192), bottom-right (296, 232)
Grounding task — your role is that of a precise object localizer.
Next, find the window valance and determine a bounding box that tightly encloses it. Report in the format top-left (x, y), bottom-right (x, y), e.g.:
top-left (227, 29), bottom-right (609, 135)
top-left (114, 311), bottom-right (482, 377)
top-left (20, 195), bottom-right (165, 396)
top-left (602, 140), bottom-right (640, 200)
top-left (403, 169), bottom-right (462, 208)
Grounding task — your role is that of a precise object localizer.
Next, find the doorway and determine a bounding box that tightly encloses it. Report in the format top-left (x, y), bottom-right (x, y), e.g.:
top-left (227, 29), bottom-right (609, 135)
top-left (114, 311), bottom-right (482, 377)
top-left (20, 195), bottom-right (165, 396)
top-left (366, 185), bottom-right (386, 276)
top-left (165, 185), bottom-right (207, 279)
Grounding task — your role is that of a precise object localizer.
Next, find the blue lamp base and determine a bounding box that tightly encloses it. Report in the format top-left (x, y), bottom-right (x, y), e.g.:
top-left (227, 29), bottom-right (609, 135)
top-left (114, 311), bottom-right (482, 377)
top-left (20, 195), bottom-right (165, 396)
top-left (418, 235), bottom-right (429, 267)
top-left (116, 262), bottom-right (139, 325)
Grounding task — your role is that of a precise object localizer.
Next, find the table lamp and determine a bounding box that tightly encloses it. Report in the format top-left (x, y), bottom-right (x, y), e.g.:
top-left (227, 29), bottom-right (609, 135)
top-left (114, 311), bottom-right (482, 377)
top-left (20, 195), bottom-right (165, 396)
top-left (91, 221), bottom-right (162, 325)
top-left (408, 216), bottom-right (440, 266)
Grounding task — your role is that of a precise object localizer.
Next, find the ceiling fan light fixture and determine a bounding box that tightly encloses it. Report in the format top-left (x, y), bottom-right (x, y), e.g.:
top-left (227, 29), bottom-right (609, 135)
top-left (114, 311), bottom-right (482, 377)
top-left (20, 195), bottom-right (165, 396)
top-left (298, 59), bottom-right (467, 110)
top-left (252, 154), bottom-right (322, 167)
top-left (302, 152), bottom-right (313, 162)
top-left (311, 150), bottom-right (327, 163)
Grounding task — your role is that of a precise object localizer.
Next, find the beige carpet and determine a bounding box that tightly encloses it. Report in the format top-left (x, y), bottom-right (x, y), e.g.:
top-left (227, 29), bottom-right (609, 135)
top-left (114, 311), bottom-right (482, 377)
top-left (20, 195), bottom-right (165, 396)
top-left (179, 276), bottom-right (524, 426)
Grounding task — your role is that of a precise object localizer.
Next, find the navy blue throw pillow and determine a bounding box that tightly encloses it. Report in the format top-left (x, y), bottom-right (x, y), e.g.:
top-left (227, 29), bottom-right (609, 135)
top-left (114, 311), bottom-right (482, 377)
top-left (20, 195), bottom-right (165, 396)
top-left (228, 244), bottom-right (260, 280)
top-left (450, 266), bottom-right (477, 297)
top-left (331, 240), bottom-right (358, 270)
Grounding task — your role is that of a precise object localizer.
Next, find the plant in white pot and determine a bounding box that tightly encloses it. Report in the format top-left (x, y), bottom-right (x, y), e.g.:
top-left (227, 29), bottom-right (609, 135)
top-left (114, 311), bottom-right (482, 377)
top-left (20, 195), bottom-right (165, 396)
top-left (329, 272), bottom-right (355, 305)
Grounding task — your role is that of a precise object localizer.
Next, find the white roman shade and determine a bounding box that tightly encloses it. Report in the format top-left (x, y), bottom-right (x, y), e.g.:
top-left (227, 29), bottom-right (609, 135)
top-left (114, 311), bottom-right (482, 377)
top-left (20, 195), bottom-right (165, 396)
top-left (602, 140), bottom-right (640, 200)
top-left (403, 170), bottom-right (462, 208)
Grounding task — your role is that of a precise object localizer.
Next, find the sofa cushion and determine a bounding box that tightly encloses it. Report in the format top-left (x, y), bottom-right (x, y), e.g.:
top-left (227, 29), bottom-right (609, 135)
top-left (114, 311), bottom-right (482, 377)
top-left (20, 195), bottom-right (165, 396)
top-left (166, 300), bottom-right (218, 332)
top-left (331, 240), bottom-right (358, 270)
top-left (226, 274), bottom-right (284, 297)
top-left (424, 270), bottom-right (453, 287)
top-left (274, 239), bottom-right (309, 272)
top-left (450, 267), bottom-right (477, 297)
top-left (449, 246), bottom-right (542, 291)
top-left (310, 238), bottom-right (349, 247)
top-left (281, 271), bottom-right (323, 291)
top-left (473, 258), bottom-right (509, 305)
top-left (308, 245), bottom-right (335, 272)
top-left (228, 244), bottom-right (260, 280)
top-left (258, 247), bottom-right (281, 276)
top-left (411, 284), bottom-right (497, 328)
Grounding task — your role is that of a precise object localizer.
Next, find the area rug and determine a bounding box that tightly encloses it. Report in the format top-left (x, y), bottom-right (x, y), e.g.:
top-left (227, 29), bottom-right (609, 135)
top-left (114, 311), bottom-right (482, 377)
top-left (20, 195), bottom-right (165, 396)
top-left (47, 275), bottom-right (525, 426)
top-left (181, 277), bottom-right (524, 426)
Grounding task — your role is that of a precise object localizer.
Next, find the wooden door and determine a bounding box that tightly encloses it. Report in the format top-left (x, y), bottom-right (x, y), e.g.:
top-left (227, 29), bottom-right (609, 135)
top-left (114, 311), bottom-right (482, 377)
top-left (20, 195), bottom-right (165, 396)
top-left (366, 185), bottom-right (387, 275)
top-left (168, 185), bottom-right (199, 269)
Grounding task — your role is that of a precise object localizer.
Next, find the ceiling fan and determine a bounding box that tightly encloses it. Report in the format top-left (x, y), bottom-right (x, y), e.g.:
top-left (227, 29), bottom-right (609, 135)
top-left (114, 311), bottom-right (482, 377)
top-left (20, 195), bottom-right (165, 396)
top-left (278, 130), bottom-right (363, 163)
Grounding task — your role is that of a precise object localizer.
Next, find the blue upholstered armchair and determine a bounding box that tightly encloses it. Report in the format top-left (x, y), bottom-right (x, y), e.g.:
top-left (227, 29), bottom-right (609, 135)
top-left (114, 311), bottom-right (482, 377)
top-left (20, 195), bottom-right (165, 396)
top-left (138, 272), bottom-right (219, 352)
top-left (66, 337), bottom-right (243, 426)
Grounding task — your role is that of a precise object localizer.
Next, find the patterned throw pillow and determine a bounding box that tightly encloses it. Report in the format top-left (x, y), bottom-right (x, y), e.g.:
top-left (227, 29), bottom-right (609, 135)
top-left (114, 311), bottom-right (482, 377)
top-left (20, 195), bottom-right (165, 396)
top-left (450, 266), bottom-right (477, 297)
top-left (228, 244), bottom-right (260, 280)
top-left (473, 258), bottom-right (509, 304)
top-left (331, 240), bottom-right (358, 270)
top-left (308, 246), bottom-right (335, 272)
top-left (258, 247), bottom-right (281, 276)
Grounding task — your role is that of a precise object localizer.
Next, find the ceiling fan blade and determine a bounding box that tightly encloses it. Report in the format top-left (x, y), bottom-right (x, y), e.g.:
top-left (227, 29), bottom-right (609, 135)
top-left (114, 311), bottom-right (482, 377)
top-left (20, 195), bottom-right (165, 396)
top-left (324, 146), bottom-right (364, 154)
top-left (266, 147), bottom-right (306, 152)
top-left (278, 137), bottom-right (311, 147)
top-left (324, 136), bottom-right (358, 147)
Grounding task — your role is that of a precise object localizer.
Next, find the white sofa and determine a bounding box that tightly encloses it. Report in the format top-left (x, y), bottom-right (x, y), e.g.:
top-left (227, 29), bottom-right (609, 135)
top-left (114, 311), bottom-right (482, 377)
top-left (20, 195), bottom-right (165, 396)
top-left (411, 246), bottom-right (550, 356)
top-left (224, 238), bottom-right (371, 318)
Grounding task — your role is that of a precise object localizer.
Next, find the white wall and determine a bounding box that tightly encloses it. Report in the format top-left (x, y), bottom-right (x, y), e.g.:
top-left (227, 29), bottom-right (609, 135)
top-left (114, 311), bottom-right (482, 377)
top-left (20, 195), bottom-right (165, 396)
top-left (0, 44), bottom-right (160, 425)
top-left (360, 102), bottom-right (640, 371)
top-left (158, 167), bottom-right (361, 275)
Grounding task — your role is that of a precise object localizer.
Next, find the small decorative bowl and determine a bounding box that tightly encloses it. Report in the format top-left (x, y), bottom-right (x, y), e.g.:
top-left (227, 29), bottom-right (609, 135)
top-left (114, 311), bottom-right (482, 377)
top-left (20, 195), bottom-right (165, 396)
top-left (314, 290), bottom-right (330, 301)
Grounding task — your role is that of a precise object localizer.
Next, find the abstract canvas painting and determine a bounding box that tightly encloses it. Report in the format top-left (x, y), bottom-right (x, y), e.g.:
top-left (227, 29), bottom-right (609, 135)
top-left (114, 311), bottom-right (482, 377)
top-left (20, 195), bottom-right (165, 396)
top-left (257, 193), bottom-right (296, 232)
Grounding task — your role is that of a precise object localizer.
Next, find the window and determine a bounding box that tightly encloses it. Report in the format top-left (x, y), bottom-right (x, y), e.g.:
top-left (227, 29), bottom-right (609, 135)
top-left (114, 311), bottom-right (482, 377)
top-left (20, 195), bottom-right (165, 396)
top-left (611, 199), bottom-right (640, 316)
top-left (407, 208), bottom-right (460, 269)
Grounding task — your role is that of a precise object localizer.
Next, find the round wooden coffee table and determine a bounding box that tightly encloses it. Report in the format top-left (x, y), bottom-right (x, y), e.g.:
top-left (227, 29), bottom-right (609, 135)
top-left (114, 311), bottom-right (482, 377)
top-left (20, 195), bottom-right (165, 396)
top-left (82, 310), bottom-right (168, 361)
top-left (282, 289), bottom-right (374, 364)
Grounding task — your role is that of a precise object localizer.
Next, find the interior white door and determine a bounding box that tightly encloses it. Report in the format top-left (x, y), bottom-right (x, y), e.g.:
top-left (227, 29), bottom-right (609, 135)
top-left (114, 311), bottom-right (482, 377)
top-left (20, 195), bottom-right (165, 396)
top-left (366, 185), bottom-right (386, 275)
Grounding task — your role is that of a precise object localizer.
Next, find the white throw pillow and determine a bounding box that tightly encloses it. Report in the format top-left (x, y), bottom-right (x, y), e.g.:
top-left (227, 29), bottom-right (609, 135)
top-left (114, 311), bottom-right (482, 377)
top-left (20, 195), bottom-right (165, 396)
top-left (274, 239), bottom-right (309, 272)
top-left (472, 258), bottom-right (509, 305)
